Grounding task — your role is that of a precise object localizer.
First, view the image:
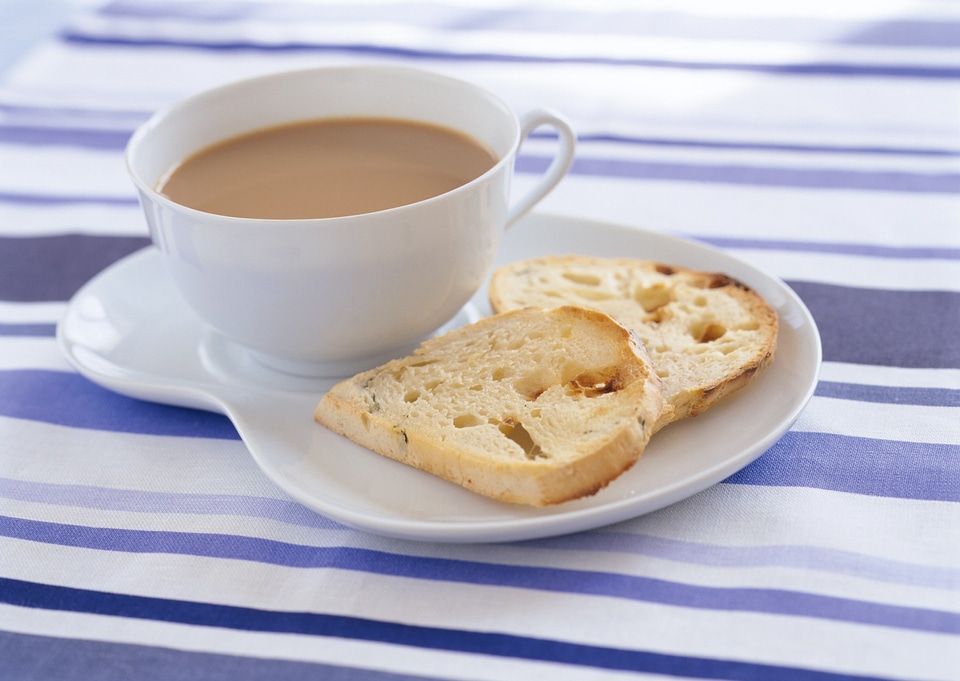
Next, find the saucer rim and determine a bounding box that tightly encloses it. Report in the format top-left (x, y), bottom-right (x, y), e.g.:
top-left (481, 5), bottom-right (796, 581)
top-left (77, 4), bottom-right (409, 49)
top-left (58, 212), bottom-right (822, 543)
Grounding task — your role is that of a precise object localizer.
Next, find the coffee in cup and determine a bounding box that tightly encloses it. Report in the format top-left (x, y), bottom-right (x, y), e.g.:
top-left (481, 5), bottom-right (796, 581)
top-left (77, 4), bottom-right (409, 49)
top-left (157, 117), bottom-right (499, 220)
top-left (126, 65), bottom-right (576, 377)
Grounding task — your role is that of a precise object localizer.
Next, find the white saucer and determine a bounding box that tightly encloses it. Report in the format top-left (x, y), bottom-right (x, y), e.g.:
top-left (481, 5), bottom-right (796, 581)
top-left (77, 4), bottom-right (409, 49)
top-left (58, 213), bottom-right (821, 543)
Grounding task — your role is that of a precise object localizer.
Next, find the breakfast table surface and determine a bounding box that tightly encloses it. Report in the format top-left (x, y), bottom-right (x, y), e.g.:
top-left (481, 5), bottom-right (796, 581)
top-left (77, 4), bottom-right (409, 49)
top-left (1, 1), bottom-right (959, 679)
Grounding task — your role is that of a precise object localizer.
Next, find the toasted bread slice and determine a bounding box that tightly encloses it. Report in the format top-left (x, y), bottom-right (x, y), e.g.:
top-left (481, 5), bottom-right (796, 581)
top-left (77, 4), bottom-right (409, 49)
top-left (314, 306), bottom-right (664, 506)
top-left (489, 255), bottom-right (777, 431)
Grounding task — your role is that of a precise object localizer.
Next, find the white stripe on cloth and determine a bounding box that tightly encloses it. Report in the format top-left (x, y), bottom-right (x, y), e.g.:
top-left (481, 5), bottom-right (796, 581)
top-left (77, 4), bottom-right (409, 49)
top-left (0, 302), bottom-right (66, 324)
top-left (819, 362), bottom-right (960, 390)
top-left (0, 204), bottom-right (147, 237)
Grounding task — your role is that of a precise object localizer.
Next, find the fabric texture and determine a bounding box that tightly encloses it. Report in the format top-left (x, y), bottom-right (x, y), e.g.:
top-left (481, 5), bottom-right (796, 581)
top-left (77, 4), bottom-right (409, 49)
top-left (1, 1), bottom-right (958, 679)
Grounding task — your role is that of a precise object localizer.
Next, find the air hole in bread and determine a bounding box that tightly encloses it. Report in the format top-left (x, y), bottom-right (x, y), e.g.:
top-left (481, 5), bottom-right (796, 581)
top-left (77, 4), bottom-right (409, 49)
top-left (562, 271), bottom-right (602, 286)
top-left (633, 282), bottom-right (672, 313)
top-left (408, 358), bottom-right (439, 368)
top-left (403, 390), bottom-right (420, 403)
top-left (644, 310), bottom-right (664, 325)
top-left (691, 320), bottom-right (727, 343)
top-left (694, 295), bottom-right (708, 307)
top-left (568, 368), bottom-right (622, 397)
top-left (560, 361), bottom-right (588, 385)
top-left (492, 366), bottom-right (510, 381)
top-left (655, 264), bottom-right (675, 275)
top-left (513, 368), bottom-right (553, 400)
top-left (498, 419), bottom-right (545, 459)
top-left (423, 379), bottom-right (442, 391)
top-left (513, 363), bottom-right (625, 401)
top-left (453, 414), bottom-right (484, 428)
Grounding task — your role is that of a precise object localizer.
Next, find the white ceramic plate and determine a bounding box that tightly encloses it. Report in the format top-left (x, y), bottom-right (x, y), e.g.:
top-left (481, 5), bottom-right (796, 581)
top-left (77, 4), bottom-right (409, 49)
top-left (58, 213), bottom-right (821, 543)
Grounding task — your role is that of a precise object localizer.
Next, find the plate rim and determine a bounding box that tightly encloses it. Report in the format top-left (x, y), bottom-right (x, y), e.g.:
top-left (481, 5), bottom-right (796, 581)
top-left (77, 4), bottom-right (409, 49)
top-left (58, 212), bottom-right (822, 543)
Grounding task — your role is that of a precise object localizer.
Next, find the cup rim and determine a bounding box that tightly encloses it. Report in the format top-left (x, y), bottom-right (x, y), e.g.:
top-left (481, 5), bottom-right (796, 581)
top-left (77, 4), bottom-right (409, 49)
top-left (125, 64), bottom-right (522, 225)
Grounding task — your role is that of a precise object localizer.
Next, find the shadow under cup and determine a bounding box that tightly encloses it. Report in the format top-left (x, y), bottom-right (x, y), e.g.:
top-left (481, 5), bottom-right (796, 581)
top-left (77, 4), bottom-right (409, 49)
top-left (125, 66), bottom-right (575, 378)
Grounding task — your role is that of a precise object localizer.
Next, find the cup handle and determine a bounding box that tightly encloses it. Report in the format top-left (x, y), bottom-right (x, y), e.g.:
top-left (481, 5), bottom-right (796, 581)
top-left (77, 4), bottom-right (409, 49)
top-left (506, 108), bottom-right (577, 229)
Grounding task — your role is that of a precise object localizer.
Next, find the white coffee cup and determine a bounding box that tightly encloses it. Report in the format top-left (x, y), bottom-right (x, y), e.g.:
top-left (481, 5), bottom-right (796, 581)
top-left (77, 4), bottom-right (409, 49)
top-left (126, 65), bottom-right (575, 377)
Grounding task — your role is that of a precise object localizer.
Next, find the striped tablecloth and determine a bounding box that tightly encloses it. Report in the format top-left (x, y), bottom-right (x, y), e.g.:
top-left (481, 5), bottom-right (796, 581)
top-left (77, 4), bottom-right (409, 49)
top-left (2, 1), bottom-right (958, 679)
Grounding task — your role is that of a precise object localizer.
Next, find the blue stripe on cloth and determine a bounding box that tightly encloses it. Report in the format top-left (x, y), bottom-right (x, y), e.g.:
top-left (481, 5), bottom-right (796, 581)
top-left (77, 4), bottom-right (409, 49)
top-left (0, 532), bottom-right (957, 636)
top-left (521, 533), bottom-right (960, 590)
top-left (0, 150), bottom-right (952, 200)
top-left (0, 235), bottom-right (150, 302)
top-left (690, 236), bottom-right (960, 260)
top-left (2, 372), bottom-right (956, 501)
top-left (0, 191), bottom-right (138, 206)
top-left (0, 579), bottom-right (900, 681)
top-left (0, 477), bottom-right (341, 530)
top-left (2, 154), bottom-right (953, 197)
top-left (0, 631), bottom-right (431, 681)
top-left (58, 33), bottom-right (960, 80)
top-left (0, 102), bottom-right (150, 126)
top-left (0, 323), bottom-right (57, 337)
top-left (727, 431), bottom-right (960, 502)
top-left (0, 126), bottom-right (132, 149)
top-left (846, 20), bottom-right (960, 48)
top-left (568, 133), bottom-right (960, 158)
top-left (520, 155), bottom-right (960, 194)
top-left (785, 282), bottom-right (960, 369)
top-left (97, 1), bottom-right (960, 49)
top-left (815, 381), bottom-right (960, 407)
top-left (4, 475), bottom-right (955, 589)
top-left (0, 370), bottom-right (239, 440)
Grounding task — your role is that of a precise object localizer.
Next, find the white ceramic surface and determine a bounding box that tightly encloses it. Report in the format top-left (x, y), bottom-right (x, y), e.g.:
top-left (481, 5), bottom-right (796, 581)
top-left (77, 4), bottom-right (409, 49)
top-left (58, 213), bottom-right (822, 543)
top-left (125, 66), bottom-right (576, 377)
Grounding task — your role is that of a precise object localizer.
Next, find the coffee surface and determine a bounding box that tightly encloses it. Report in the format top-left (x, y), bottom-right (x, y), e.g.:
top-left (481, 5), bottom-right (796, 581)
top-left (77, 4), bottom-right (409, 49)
top-left (156, 117), bottom-right (498, 219)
